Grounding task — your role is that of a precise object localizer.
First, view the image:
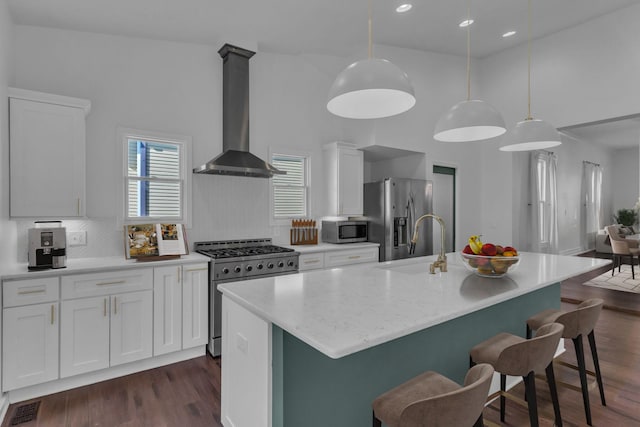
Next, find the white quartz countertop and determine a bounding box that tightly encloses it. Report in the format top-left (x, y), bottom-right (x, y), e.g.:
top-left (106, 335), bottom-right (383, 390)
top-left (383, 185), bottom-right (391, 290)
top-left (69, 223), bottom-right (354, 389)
top-left (219, 252), bottom-right (610, 359)
top-left (1, 253), bottom-right (210, 281)
top-left (283, 241), bottom-right (379, 254)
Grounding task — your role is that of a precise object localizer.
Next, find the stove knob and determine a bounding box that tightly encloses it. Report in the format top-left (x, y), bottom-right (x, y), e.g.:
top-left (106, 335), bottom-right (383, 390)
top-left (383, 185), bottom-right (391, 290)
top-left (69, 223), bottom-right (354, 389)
top-left (267, 262), bottom-right (274, 269)
top-left (246, 265), bottom-right (253, 272)
top-left (277, 261), bottom-right (284, 268)
top-left (287, 260), bottom-right (295, 267)
top-left (222, 267), bottom-right (230, 274)
top-left (234, 266), bottom-right (241, 273)
top-left (257, 263), bottom-right (264, 270)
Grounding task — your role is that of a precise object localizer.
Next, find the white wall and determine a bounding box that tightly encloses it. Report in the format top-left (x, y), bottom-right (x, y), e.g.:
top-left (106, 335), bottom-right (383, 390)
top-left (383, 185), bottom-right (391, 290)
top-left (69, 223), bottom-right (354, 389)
top-left (9, 3), bottom-right (640, 259)
top-left (479, 3), bottom-right (640, 251)
top-left (0, 0), bottom-right (16, 266)
top-left (611, 146), bottom-right (640, 217)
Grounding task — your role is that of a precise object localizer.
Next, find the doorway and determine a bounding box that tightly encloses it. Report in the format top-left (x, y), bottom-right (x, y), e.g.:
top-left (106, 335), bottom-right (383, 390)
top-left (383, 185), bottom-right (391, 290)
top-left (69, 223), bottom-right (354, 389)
top-left (432, 165), bottom-right (456, 252)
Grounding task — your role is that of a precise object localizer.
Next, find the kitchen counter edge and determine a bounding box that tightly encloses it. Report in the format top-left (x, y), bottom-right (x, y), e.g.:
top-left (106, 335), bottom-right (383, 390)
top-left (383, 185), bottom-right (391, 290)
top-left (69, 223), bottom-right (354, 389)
top-left (1, 253), bottom-right (211, 281)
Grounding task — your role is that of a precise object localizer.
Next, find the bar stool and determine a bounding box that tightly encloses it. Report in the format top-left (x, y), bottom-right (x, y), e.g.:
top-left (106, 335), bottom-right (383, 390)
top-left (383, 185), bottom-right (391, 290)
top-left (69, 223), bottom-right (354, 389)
top-left (469, 322), bottom-right (564, 427)
top-left (372, 363), bottom-right (494, 427)
top-left (526, 298), bottom-right (606, 426)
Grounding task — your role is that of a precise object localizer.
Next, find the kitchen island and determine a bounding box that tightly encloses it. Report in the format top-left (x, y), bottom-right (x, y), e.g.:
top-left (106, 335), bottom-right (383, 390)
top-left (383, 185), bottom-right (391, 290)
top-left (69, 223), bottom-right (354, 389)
top-left (218, 252), bottom-right (609, 427)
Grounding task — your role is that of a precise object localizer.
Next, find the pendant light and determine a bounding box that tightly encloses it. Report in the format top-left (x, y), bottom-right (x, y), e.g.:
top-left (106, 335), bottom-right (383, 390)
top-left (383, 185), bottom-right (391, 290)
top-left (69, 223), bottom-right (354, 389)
top-left (499, 0), bottom-right (561, 152)
top-left (433, 3), bottom-right (506, 142)
top-left (327, 0), bottom-right (416, 119)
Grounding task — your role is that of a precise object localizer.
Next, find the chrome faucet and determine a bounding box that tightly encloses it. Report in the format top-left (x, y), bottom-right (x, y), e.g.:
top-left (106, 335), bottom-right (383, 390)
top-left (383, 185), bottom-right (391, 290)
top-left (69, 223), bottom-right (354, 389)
top-left (409, 213), bottom-right (447, 274)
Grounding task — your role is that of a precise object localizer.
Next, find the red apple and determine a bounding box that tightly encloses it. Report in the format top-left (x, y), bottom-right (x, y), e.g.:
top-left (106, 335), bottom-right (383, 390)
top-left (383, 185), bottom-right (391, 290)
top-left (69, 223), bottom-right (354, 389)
top-left (481, 243), bottom-right (497, 256)
top-left (462, 244), bottom-right (474, 254)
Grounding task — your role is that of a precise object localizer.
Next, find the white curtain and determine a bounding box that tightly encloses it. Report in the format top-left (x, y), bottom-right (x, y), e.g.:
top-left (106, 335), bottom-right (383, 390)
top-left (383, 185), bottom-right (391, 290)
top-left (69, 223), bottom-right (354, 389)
top-left (581, 161), bottom-right (603, 251)
top-left (530, 151), bottom-right (558, 253)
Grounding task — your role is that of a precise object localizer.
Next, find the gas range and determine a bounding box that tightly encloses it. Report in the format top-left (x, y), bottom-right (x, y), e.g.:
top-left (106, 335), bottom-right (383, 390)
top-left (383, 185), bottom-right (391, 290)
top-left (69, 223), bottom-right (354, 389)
top-left (195, 239), bottom-right (299, 282)
top-left (194, 238), bottom-right (299, 357)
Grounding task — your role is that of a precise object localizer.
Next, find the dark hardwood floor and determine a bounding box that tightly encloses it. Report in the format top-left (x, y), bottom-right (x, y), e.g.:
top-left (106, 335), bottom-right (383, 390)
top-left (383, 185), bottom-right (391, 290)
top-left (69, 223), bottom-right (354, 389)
top-left (2, 251), bottom-right (639, 427)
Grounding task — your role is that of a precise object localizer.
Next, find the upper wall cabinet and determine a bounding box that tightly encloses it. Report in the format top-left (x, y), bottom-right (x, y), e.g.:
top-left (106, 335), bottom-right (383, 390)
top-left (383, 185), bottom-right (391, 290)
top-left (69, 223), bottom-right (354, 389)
top-left (9, 88), bottom-right (91, 218)
top-left (324, 142), bottom-right (364, 217)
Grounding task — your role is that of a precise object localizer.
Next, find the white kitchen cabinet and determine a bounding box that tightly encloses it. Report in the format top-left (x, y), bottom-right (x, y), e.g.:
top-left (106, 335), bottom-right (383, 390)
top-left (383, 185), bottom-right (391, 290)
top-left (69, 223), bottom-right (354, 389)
top-left (153, 266), bottom-right (182, 356)
top-left (60, 296), bottom-right (110, 377)
top-left (154, 263), bottom-right (208, 355)
top-left (324, 247), bottom-right (379, 268)
top-left (181, 264), bottom-right (208, 349)
top-left (324, 142), bottom-right (364, 216)
top-left (9, 88), bottom-right (91, 218)
top-left (2, 302), bottom-right (59, 391)
top-left (110, 291), bottom-right (153, 366)
top-left (298, 253), bottom-right (325, 271)
top-left (60, 290), bottom-right (152, 377)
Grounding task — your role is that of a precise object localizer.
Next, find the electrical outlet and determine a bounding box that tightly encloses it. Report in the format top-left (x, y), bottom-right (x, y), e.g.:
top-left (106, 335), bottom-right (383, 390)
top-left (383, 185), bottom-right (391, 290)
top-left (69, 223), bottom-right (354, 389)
top-left (68, 231), bottom-right (87, 246)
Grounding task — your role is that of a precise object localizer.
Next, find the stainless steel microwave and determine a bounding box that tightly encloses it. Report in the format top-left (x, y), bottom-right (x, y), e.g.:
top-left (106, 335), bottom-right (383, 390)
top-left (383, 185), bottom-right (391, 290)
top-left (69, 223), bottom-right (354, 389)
top-left (321, 220), bottom-right (368, 243)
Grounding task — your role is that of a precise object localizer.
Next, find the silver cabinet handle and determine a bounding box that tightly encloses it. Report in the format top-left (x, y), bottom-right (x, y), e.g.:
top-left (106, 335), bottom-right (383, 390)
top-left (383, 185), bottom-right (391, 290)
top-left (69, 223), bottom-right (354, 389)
top-left (113, 296), bottom-right (117, 315)
top-left (185, 267), bottom-right (208, 272)
top-left (18, 289), bottom-right (46, 295)
top-left (348, 255), bottom-right (361, 260)
top-left (77, 198), bottom-right (81, 216)
top-left (104, 298), bottom-right (107, 317)
top-left (177, 267), bottom-right (181, 283)
top-left (51, 305), bottom-right (55, 325)
top-left (304, 259), bottom-right (320, 264)
top-left (96, 280), bottom-right (126, 286)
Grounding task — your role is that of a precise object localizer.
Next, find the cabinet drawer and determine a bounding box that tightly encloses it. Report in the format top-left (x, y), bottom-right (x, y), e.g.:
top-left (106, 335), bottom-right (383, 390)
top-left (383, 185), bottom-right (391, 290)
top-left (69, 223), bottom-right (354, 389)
top-left (299, 253), bottom-right (325, 271)
top-left (324, 248), bottom-right (379, 268)
top-left (61, 269), bottom-right (153, 299)
top-left (3, 277), bottom-right (59, 307)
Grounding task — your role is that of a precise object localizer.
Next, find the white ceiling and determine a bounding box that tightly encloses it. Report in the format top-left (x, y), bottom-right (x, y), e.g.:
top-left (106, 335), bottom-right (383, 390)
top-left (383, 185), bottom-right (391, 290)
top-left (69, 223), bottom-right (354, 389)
top-left (7, 0), bottom-right (640, 58)
top-left (7, 0), bottom-right (640, 149)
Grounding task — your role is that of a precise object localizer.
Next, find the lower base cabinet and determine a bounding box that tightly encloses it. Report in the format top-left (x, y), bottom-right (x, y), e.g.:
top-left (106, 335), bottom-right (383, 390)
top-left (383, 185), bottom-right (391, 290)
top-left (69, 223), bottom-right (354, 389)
top-left (1, 260), bottom-right (209, 393)
top-left (2, 302), bottom-right (59, 390)
top-left (60, 291), bottom-right (153, 378)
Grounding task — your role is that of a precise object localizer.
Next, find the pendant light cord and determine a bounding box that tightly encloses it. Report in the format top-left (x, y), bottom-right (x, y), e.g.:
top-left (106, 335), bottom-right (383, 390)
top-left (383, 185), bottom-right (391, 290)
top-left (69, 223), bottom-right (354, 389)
top-left (466, 2), bottom-right (471, 101)
top-left (527, 0), bottom-right (532, 120)
top-left (368, 0), bottom-right (373, 59)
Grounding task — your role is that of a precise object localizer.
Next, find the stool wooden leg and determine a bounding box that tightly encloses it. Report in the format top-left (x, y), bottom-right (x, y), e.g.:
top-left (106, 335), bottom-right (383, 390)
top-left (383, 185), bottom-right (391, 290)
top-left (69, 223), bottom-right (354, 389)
top-left (372, 411), bottom-right (382, 427)
top-left (588, 330), bottom-right (607, 406)
top-left (573, 336), bottom-right (592, 426)
top-left (473, 414), bottom-right (484, 427)
top-left (611, 255), bottom-right (617, 276)
top-left (500, 374), bottom-right (506, 422)
top-left (545, 362), bottom-right (563, 427)
top-left (632, 255), bottom-right (636, 279)
top-left (523, 371), bottom-right (539, 427)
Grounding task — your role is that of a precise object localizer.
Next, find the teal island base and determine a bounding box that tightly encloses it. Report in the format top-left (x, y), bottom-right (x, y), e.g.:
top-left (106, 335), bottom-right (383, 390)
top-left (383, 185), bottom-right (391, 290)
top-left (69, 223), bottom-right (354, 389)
top-left (272, 283), bottom-right (560, 427)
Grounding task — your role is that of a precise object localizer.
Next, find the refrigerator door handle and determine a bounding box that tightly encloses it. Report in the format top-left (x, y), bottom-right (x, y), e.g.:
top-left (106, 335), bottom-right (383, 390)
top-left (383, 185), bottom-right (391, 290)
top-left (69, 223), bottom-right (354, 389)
top-left (408, 194), bottom-right (415, 248)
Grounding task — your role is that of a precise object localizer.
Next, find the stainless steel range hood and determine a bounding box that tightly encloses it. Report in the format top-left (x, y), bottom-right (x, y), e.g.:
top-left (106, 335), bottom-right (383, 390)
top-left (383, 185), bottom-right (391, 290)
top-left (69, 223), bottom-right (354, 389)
top-left (193, 44), bottom-right (285, 178)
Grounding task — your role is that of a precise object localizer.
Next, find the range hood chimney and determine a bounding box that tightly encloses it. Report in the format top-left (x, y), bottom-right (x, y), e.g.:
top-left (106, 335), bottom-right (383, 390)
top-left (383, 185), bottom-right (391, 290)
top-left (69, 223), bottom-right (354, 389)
top-left (193, 44), bottom-right (285, 178)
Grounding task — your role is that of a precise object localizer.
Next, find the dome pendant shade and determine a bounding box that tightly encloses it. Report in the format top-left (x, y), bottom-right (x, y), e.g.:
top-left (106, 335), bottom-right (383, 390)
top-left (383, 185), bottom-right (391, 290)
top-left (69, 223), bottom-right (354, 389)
top-left (433, 100), bottom-right (506, 142)
top-left (499, 118), bottom-right (561, 152)
top-left (327, 58), bottom-right (416, 119)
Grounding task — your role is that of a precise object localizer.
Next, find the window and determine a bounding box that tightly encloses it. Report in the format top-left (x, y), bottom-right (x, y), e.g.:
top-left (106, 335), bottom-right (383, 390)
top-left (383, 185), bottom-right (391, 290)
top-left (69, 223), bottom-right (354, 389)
top-left (120, 128), bottom-right (191, 225)
top-left (271, 153), bottom-right (309, 219)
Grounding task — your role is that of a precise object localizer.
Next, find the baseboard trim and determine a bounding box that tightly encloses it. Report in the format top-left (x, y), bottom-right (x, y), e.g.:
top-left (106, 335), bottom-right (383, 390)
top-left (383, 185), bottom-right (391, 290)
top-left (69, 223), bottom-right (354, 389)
top-left (4, 346), bottom-right (204, 404)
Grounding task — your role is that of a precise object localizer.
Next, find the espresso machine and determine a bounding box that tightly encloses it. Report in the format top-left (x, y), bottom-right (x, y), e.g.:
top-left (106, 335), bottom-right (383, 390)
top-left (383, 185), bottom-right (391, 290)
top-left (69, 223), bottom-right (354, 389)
top-left (28, 221), bottom-right (67, 270)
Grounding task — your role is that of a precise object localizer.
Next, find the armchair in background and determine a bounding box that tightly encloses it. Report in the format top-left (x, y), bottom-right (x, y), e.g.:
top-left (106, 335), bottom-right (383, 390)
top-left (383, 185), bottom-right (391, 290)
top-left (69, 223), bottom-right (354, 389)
top-left (604, 225), bottom-right (640, 279)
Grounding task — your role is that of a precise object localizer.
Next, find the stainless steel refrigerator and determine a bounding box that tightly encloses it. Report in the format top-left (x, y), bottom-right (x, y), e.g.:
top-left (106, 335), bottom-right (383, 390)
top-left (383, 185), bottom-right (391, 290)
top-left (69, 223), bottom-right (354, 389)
top-left (364, 178), bottom-right (434, 261)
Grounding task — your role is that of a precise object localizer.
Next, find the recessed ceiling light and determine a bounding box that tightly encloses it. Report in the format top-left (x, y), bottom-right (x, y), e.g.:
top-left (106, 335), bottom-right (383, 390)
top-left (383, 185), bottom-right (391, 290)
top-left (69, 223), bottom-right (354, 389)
top-left (502, 31), bottom-right (517, 38)
top-left (459, 19), bottom-right (474, 28)
top-left (396, 4), bottom-right (412, 13)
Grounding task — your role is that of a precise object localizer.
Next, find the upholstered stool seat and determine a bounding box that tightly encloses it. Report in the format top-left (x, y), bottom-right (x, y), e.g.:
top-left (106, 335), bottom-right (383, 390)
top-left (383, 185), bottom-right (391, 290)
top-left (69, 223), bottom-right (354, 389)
top-left (372, 363), bottom-right (493, 427)
top-left (526, 299), bottom-right (606, 426)
top-left (470, 322), bottom-right (564, 427)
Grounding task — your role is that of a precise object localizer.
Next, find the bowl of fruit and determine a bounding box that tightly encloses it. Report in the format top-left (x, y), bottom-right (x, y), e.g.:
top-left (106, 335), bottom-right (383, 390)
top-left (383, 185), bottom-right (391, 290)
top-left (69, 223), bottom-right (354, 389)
top-left (460, 235), bottom-right (520, 278)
